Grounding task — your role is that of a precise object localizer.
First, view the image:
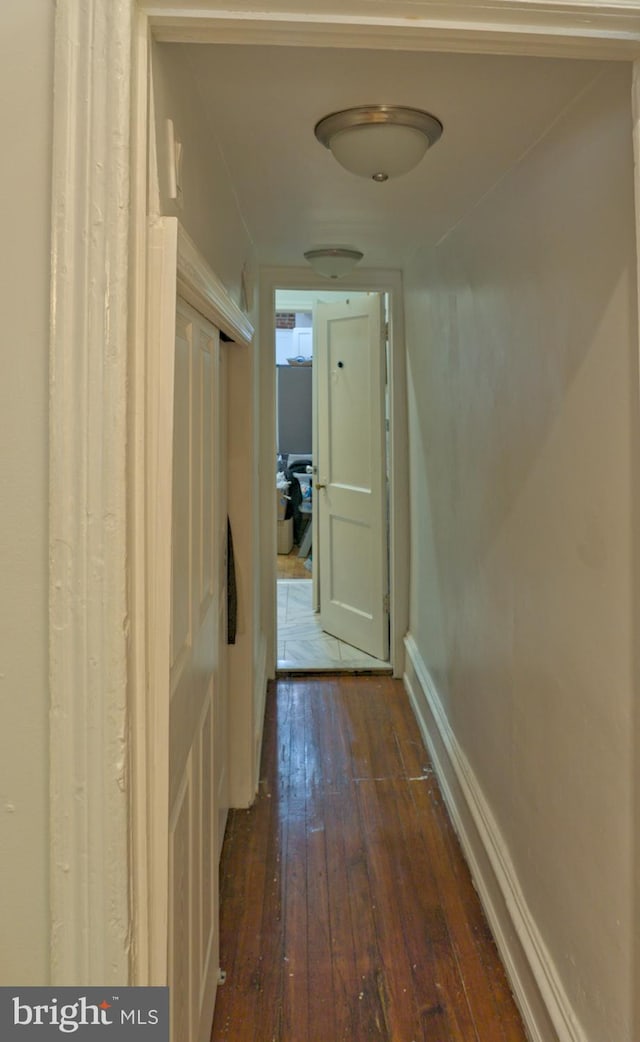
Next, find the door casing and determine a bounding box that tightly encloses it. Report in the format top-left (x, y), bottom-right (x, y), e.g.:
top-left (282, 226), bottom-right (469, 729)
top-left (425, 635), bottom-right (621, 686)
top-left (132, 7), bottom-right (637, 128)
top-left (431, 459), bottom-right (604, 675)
top-left (261, 268), bottom-right (408, 678)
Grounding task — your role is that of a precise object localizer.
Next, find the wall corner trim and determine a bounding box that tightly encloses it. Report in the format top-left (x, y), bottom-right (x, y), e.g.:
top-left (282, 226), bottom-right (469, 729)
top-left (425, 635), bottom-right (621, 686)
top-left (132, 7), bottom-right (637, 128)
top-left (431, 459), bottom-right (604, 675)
top-left (49, 0), bottom-right (135, 984)
top-left (403, 634), bottom-right (588, 1042)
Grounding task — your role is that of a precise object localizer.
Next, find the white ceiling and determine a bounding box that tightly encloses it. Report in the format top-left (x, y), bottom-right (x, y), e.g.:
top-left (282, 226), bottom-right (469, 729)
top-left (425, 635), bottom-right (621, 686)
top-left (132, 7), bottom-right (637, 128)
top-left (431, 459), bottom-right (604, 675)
top-left (165, 43), bottom-right (607, 269)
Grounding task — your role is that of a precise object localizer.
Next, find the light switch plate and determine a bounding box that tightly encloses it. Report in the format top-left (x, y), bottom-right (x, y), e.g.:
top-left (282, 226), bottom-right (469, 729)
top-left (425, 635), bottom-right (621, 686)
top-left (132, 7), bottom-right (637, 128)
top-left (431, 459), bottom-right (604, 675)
top-left (165, 118), bottom-right (183, 205)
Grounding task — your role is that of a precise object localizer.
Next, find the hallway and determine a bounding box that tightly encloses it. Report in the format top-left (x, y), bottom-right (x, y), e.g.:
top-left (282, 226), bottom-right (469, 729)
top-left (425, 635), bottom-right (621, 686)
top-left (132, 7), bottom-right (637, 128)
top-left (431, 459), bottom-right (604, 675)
top-left (211, 676), bottom-right (527, 1042)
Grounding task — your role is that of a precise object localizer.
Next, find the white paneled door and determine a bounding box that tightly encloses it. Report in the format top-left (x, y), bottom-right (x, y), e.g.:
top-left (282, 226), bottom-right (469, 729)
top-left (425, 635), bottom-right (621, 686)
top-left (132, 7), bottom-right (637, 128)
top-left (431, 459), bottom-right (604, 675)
top-left (168, 298), bottom-right (227, 1042)
top-left (146, 219), bottom-right (251, 1040)
top-left (315, 296), bottom-right (389, 662)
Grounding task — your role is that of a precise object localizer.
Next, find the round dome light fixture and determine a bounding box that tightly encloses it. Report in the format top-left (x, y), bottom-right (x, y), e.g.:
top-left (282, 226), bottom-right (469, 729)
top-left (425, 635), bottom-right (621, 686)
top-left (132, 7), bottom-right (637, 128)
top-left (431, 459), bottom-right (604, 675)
top-left (303, 246), bottom-right (364, 280)
top-left (314, 105), bottom-right (443, 181)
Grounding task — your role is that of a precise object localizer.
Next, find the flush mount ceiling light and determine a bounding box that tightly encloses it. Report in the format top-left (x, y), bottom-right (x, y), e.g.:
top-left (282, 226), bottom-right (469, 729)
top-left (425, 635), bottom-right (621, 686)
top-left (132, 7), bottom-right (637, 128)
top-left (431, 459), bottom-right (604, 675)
top-left (314, 105), bottom-right (443, 182)
top-left (304, 246), bottom-right (364, 279)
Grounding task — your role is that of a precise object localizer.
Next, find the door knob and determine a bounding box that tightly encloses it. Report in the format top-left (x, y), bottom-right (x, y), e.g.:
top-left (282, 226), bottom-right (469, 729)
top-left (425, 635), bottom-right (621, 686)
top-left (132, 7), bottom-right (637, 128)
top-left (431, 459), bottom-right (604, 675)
top-left (315, 482), bottom-right (327, 490)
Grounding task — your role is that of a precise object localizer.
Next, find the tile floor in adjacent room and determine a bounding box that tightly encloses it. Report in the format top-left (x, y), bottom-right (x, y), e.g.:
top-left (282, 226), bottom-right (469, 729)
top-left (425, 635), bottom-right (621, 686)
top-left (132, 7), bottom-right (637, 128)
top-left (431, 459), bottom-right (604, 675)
top-left (277, 579), bottom-right (390, 671)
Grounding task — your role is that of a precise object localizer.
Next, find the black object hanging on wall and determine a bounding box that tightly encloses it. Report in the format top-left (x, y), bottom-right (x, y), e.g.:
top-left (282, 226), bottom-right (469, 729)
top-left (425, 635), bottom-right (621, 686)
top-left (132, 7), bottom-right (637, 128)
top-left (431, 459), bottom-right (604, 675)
top-left (227, 517), bottom-right (237, 645)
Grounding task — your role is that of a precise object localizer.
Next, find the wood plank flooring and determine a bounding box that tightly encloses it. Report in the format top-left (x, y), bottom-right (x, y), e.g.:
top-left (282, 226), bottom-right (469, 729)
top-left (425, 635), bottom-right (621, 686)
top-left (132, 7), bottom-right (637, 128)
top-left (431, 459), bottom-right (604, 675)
top-left (211, 676), bottom-right (528, 1042)
top-left (277, 548), bottom-right (309, 580)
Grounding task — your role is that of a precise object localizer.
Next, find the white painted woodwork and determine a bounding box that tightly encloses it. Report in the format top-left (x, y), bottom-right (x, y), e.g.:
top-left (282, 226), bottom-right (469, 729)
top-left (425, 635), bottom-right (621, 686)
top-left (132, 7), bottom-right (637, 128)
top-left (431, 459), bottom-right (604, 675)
top-left (292, 326), bottom-right (312, 358)
top-left (130, 3), bottom-right (154, 986)
top-left (145, 218), bottom-right (239, 1038)
top-left (148, 1), bottom-right (640, 59)
top-left (144, 212), bottom-right (251, 1005)
top-left (176, 224), bottom-right (254, 345)
top-left (145, 218), bottom-right (177, 991)
top-left (631, 60), bottom-right (640, 1042)
top-left (315, 296), bottom-right (389, 662)
top-left (49, 0), bottom-right (133, 985)
top-left (168, 297), bottom-right (225, 1042)
top-left (214, 344), bottom-right (230, 852)
top-left (226, 342), bottom-right (262, 808)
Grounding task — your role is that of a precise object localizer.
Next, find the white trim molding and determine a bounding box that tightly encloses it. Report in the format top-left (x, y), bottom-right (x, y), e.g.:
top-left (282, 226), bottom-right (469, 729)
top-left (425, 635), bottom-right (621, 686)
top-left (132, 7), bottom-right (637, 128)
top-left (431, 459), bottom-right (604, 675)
top-left (403, 635), bottom-right (589, 1042)
top-left (147, 1), bottom-right (640, 59)
top-left (142, 217), bottom-right (178, 987)
top-left (631, 58), bottom-right (640, 1042)
top-left (49, 0), bottom-right (135, 984)
top-left (177, 224), bottom-right (254, 345)
top-left (128, 4), bottom-right (152, 987)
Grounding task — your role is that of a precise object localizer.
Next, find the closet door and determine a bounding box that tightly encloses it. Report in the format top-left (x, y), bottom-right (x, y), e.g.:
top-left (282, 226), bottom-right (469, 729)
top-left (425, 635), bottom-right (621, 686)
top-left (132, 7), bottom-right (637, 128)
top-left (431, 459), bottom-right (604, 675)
top-left (168, 298), bottom-right (225, 1042)
top-left (213, 340), bottom-right (229, 854)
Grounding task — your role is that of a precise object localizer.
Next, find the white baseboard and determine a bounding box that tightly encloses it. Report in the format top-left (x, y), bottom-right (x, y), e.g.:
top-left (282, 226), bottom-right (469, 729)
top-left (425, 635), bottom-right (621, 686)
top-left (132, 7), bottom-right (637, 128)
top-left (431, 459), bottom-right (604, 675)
top-left (403, 634), bottom-right (588, 1042)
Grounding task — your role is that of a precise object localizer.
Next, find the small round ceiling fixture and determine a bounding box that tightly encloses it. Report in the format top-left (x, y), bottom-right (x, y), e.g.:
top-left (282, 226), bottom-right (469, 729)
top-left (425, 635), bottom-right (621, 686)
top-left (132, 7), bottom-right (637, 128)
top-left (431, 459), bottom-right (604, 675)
top-left (314, 105), bottom-right (443, 181)
top-left (303, 247), bottom-right (364, 280)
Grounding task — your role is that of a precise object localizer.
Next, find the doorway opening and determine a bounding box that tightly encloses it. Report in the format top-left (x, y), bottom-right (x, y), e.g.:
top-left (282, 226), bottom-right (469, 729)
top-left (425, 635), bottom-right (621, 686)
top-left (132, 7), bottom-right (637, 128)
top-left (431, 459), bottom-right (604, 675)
top-left (274, 287), bottom-right (392, 672)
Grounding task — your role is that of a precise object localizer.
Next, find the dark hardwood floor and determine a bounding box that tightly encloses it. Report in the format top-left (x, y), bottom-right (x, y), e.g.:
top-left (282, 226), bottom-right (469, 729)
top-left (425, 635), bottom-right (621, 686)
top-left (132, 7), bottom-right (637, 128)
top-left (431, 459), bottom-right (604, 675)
top-left (211, 676), bottom-right (528, 1042)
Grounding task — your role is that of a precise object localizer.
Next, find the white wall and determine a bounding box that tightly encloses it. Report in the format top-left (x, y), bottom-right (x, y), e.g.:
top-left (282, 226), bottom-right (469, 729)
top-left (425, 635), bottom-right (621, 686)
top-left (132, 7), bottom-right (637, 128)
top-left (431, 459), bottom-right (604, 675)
top-left (404, 66), bottom-right (638, 1041)
top-left (0, 0), bottom-right (54, 984)
top-left (151, 42), bottom-right (256, 304)
top-left (150, 42), bottom-right (266, 804)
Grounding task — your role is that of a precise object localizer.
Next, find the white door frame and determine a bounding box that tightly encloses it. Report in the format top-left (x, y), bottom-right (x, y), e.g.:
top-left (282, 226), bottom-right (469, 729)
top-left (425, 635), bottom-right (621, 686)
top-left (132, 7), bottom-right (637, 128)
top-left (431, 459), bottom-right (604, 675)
top-left (263, 269), bottom-right (406, 675)
top-left (50, 0), bottom-right (640, 1000)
